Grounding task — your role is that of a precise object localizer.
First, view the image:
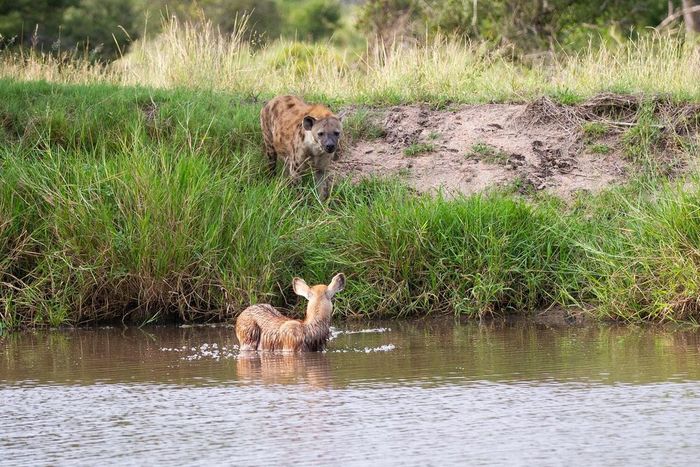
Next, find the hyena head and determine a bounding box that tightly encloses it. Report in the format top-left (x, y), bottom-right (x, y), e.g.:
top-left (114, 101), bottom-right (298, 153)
top-left (302, 115), bottom-right (342, 154)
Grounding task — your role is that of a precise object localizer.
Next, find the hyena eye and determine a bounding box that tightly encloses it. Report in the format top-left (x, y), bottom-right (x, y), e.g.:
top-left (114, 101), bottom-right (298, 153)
top-left (333, 131), bottom-right (340, 136)
top-left (318, 131), bottom-right (325, 137)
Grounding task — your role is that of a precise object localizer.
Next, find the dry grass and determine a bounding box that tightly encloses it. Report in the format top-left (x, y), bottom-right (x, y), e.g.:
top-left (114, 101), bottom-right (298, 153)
top-left (2, 18), bottom-right (699, 104)
top-left (0, 50), bottom-right (114, 85)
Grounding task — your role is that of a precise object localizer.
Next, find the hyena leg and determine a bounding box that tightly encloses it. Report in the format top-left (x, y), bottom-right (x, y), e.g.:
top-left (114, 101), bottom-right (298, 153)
top-left (264, 142), bottom-right (277, 175)
top-left (283, 160), bottom-right (302, 185)
top-left (267, 154), bottom-right (277, 175)
top-left (314, 169), bottom-right (330, 200)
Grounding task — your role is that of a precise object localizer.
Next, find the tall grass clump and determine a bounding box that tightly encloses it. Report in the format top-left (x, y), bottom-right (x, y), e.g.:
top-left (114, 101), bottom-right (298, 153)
top-left (303, 182), bottom-right (585, 318)
top-left (0, 145), bottom-right (307, 325)
top-left (571, 183), bottom-right (700, 322)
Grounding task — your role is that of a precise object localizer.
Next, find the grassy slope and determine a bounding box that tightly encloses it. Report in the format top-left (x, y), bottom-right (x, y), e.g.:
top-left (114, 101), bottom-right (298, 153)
top-left (1, 79), bottom-right (700, 329)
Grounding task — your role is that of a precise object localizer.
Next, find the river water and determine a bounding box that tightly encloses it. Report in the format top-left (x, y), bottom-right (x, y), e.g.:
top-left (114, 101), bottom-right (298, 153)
top-left (2, 319), bottom-right (700, 466)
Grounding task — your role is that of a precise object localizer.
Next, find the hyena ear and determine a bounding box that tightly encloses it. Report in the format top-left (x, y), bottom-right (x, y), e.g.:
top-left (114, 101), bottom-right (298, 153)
top-left (302, 116), bottom-right (316, 131)
top-left (292, 277), bottom-right (311, 300)
top-left (336, 110), bottom-right (348, 122)
top-left (327, 273), bottom-right (346, 298)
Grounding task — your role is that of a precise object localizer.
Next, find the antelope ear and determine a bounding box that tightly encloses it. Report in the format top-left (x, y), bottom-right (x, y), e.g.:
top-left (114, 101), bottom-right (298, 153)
top-left (327, 273), bottom-right (346, 297)
top-left (302, 116), bottom-right (316, 131)
top-left (292, 277), bottom-right (311, 299)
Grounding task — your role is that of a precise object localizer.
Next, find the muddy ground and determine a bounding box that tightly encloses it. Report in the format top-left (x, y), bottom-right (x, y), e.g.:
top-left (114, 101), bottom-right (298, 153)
top-left (336, 95), bottom-right (700, 198)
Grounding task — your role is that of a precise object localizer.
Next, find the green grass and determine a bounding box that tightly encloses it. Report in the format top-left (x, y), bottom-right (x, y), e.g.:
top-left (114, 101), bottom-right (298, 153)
top-left (341, 108), bottom-right (386, 142)
top-left (469, 143), bottom-right (510, 164)
top-left (582, 122), bottom-right (609, 139)
top-left (2, 80), bottom-right (700, 329)
top-left (589, 143), bottom-right (612, 154)
top-left (404, 143), bottom-right (435, 157)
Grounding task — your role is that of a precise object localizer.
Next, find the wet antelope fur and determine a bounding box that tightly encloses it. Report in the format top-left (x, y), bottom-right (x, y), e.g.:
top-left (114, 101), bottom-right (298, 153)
top-left (235, 274), bottom-right (345, 352)
top-left (260, 95), bottom-right (343, 200)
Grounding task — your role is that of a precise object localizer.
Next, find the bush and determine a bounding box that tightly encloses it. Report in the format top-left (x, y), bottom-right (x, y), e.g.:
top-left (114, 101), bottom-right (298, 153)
top-left (286, 0), bottom-right (342, 41)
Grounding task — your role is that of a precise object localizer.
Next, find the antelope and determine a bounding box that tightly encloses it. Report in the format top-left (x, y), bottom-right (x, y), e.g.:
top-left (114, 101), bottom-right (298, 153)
top-left (235, 274), bottom-right (345, 352)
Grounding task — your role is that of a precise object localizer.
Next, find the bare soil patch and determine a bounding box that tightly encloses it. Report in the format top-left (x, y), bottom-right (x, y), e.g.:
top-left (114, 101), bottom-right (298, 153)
top-left (336, 95), bottom-right (700, 198)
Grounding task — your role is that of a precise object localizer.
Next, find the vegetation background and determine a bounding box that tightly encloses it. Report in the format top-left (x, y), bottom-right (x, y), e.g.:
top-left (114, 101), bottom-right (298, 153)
top-left (2, 1), bottom-right (699, 61)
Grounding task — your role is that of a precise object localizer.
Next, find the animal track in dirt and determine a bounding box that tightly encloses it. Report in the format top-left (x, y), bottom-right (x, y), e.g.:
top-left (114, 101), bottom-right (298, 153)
top-left (336, 95), bottom-right (699, 198)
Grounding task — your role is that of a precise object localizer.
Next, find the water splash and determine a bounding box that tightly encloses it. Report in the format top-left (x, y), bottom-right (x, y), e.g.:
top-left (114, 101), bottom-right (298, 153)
top-left (330, 327), bottom-right (391, 340)
top-left (160, 343), bottom-right (239, 361)
top-left (330, 344), bottom-right (396, 353)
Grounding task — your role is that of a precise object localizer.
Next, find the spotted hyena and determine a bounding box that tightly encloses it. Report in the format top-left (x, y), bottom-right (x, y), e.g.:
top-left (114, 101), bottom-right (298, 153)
top-left (260, 95), bottom-right (342, 199)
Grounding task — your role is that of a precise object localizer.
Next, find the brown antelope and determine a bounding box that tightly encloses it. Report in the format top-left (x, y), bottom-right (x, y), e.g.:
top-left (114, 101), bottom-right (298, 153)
top-left (235, 274), bottom-right (345, 352)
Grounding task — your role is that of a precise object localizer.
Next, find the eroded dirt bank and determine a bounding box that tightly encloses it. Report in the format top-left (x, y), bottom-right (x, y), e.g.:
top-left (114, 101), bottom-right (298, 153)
top-left (337, 95), bottom-right (700, 197)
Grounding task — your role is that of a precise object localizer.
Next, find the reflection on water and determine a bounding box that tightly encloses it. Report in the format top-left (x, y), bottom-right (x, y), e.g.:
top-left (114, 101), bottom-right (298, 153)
top-left (2, 319), bottom-right (700, 465)
top-left (236, 352), bottom-right (334, 387)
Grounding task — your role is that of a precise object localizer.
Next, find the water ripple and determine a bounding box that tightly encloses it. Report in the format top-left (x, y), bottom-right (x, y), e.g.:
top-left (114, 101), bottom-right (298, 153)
top-left (2, 320), bottom-right (700, 465)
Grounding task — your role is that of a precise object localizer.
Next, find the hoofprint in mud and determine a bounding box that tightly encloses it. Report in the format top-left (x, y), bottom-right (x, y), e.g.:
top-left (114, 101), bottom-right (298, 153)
top-left (336, 101), bottom-right (633, 198)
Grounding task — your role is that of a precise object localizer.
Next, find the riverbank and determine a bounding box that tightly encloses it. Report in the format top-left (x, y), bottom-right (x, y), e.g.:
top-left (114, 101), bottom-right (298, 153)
top-left (1, 79), bottom-right (700, 329)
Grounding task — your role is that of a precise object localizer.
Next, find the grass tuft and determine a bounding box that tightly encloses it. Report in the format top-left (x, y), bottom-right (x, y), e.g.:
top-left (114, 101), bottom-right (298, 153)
top-left (341, 108), bottom-right (386, 142)
top-left (469, 142), bottom-right (510, 164)
top-left (589, 143), bottom-right (612, 154)
top-left (582, 122), bottom-right (609, 139)
top-left (404, 143), bottom-right (435, 157)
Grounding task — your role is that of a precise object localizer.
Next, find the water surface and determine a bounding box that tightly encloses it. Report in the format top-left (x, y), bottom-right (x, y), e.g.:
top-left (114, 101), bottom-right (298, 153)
top-left (2, 319), bottom-right (700, 465)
